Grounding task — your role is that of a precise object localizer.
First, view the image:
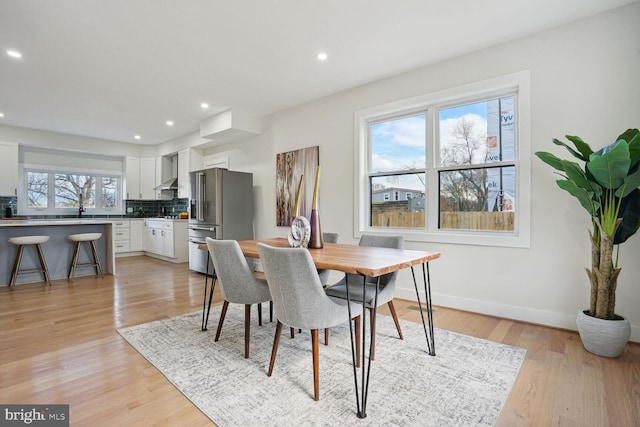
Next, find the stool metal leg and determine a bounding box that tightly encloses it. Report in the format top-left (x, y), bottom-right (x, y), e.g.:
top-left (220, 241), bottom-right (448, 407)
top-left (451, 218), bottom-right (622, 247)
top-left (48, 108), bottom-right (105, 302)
top-left (35, 243), bottom-right (52, 286)
top-left (10, 245), bottom-right (25, 290)
top-left (89, 240), bottom-right (104, 277)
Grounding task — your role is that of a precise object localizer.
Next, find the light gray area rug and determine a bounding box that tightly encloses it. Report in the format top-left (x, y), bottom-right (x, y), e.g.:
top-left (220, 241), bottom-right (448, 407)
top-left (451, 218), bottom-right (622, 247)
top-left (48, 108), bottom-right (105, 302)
top-left (117, 307), bottom-right (526, 426)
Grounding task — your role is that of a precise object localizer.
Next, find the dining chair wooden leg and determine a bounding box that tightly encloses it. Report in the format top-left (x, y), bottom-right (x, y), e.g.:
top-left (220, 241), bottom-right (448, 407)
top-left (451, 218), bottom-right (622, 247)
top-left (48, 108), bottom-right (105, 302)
top-left (215, 300), bottom-right (229, 342)
top-left (311, 329), bottom-right (320, 401)
top-left (270, 301), bottom-right (273, 322)
top-left (257, 303), bottom-right (263, 326)
top-left (387, 300), bottom-right (403, 339)
top-left (244, 304), bottom-right (251, 358)
top-left (290, 327), bottom-right (295, 338)
top-left (355, 315), bottom-right (361, 368)
top-left (324, 328), bottom-right (329, 346)
top-left (268, 321), bottom-right (283, 377)
top-left (369, 308), bottom-right (376, 361)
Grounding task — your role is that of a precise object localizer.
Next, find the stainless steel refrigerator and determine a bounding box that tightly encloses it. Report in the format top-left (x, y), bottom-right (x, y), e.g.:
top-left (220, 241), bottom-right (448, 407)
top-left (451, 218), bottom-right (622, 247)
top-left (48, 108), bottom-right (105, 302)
top-left (188, 168), bottom-right (254, 274)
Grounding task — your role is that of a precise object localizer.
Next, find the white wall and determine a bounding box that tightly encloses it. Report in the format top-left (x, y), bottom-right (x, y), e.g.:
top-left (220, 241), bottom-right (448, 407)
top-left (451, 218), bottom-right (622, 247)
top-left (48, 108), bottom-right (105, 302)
top-left (202, 3), bottom-right (640, 341)
top-left (0, 123), bottom-right (143, 157)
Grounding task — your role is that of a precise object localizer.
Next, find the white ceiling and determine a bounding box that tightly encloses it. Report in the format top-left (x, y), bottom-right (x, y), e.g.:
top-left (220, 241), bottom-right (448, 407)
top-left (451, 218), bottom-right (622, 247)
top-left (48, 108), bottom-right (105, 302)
top-left (0, 0), bottom-right (636, 146)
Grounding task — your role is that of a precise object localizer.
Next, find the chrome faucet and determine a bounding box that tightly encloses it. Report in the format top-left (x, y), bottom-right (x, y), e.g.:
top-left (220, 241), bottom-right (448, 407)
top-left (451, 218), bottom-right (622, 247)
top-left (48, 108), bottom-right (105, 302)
top-left (78, 194), bottom-right (85, 218)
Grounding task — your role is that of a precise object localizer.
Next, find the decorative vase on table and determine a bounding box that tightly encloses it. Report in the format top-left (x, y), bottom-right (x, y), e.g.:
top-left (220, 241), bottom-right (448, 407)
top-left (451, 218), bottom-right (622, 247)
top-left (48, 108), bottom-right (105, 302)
top-left (308, 165), bottom-right (323, 249)
top-left (287, 175), bottom-right (310, 248)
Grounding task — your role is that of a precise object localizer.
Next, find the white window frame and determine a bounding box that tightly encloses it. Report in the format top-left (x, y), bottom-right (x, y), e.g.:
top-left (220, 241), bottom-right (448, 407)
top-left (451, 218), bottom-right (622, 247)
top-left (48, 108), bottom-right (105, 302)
top-left (354, 70), bottom-right (531, 248)
top-left (18, 164), bottom-right (123, 216)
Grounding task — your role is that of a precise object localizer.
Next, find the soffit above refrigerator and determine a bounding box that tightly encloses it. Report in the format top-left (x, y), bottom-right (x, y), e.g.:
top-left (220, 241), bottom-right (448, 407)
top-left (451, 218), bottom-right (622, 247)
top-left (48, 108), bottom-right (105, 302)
top-left (199, 108), bottom-right (261, 147)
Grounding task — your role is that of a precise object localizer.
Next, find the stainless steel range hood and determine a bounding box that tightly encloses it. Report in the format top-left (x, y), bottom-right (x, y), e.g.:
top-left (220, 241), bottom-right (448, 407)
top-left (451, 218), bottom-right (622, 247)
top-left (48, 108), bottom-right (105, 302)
top-left (154, 177), bottom-right (178, 190)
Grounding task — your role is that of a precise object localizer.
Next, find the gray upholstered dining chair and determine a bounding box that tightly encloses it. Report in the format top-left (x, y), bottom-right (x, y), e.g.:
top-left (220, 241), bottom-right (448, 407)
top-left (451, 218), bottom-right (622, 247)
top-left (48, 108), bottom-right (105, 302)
top-left (206, 238), bottom-right (272, 359)
top-left (317, 232), bottom-right (338, 287)
top-left (324, 234), bottom-right (404, 361)
top-left (257, 243), bottom-right (362, 401)
top-left (311, 232), bottom-right (339, 345)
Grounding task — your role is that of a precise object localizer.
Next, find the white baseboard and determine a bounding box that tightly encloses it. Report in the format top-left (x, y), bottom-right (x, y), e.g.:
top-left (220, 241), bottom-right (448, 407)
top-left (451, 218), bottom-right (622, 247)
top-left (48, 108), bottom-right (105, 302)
top-left (115, 251), bottom-right (145, 258)
top-left (145, 253), bottom-right (188, 264)
top-left (394, 287), bottom-right (640, 343)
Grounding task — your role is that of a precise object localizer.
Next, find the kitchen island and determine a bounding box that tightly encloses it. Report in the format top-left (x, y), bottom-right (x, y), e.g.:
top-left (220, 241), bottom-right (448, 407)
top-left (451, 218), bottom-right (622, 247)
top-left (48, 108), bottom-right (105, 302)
top-left (0, 219), bottom-right (115, 287)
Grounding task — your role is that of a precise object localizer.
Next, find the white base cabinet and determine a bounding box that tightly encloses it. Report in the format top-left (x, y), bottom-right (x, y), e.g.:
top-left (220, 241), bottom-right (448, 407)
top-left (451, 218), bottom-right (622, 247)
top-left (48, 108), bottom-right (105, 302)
top-left (143, 219), bottom-right (188, 263)
top-left (113, 220), bottom-right (131, 253)
top-left (113, 219), bottom-right (145, 256)
top-left (130, 219), bottom-right (144, 251)
top-left (113, 218), bottom-right (187, 262)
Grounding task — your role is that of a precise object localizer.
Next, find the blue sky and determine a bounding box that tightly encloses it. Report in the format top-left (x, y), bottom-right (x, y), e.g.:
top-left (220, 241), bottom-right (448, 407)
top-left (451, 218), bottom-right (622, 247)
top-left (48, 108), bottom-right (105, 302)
top-left (370, 101), bottom-right (491, 191)
top-left (439, 101), bottom-right (488, 120)
top-left (371, 103), bottom-right (488, 172)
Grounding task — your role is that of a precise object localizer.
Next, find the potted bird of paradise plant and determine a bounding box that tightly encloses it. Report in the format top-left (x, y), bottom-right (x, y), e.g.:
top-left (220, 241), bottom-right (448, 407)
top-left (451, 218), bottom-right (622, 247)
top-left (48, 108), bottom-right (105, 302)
top-left (535, 128), bottom-right (640, 357)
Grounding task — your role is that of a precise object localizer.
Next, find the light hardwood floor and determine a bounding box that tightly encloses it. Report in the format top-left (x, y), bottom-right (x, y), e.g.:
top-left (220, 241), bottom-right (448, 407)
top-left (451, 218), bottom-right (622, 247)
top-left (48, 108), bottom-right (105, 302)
top-left (1, 256), bottom-right (638, 426)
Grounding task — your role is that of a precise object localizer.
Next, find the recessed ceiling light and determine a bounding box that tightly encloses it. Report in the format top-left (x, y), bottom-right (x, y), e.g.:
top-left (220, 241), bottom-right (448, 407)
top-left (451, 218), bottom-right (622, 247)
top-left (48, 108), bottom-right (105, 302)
top-left (166, 120), bottom-right (174, 126)
top-left (317, 52), bottom-right (328, 61)
top-left (201, 103), bottom-right (209, 109)
top-left (0, 112), bottom-right (4, 118)
top-left (6, 49), bottom-right (22, 59)
top-left (134, 135), bottom-right (141, 140)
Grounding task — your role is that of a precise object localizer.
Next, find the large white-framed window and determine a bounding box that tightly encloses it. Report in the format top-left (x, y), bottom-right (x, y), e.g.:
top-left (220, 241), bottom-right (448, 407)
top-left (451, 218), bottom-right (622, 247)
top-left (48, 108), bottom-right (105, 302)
top-left (21, 169), bottom-right (122, 215)
top-left (354, 71), bottom-right (531, 247)
top-left (18, 146), bottom-right (125, 216)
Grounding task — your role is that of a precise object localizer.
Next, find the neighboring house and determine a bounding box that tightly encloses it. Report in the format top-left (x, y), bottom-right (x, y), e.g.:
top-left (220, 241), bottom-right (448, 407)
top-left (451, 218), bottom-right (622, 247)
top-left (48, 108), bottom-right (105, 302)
top-left (372, 187), bottom-right (425, 212)
top-left (372, 187), bottom-right (423, 202)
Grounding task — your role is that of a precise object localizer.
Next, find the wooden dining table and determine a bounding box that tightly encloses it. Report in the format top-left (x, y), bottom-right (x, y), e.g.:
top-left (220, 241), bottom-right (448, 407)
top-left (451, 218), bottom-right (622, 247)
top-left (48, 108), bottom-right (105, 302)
top-left (200, 237), bottom-right (441, 419)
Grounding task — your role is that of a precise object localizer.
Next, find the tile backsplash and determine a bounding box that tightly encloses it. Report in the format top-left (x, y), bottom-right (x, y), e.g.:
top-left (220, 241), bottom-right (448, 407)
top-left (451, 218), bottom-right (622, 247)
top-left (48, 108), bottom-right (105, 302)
top-left (0, 196), bottom-right (189, 219)
top-left (125, 198), bottom-right (189, 218)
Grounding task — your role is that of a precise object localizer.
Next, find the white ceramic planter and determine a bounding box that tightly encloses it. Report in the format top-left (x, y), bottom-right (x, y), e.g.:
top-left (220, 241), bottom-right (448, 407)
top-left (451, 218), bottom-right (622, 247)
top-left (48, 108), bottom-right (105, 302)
top-left (576, 310), bottom-right (631, 358)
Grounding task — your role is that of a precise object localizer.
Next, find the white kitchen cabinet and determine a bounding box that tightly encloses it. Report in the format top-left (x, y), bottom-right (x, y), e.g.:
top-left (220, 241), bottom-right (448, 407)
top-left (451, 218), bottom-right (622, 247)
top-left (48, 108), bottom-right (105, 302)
top-left (161, 222), bottom-right (174, 257)
top-left (171, 220), bottom-right (188, 261)
top-left (113, 219), bottom-right (145, 256)
top-left (155, 157), bottom-right (162, 199)
top-left (144, 219), bottom-right (188, 262)
top-left (113, 220), bottom-right (131, 253)
top-left (177, 149), bottom-right (190, 199)
top-left (125, 156), bottom-right (156, 199)
top-left (0, 141), bottom-right (19, 197)
top-left (144, 219), bottom-right (163, 254)
top-left (177, 148), bottom-right (203, 199)
top-left (130, 219), bottom-right (144, 251)
top-left (139, 157), bottom-right (156, 199)
top-left (125, 157), bottom-right (139, 200)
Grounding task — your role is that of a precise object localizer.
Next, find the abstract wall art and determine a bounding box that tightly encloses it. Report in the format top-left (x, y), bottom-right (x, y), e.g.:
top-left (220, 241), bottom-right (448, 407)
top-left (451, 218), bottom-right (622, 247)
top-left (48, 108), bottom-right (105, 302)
top-left (275, 145), bottom-right (319, 226)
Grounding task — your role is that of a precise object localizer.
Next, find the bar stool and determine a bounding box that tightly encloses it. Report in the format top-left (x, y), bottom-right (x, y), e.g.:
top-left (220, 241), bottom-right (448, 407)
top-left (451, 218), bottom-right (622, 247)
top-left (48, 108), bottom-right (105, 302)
top-left (67, 233), bottom-right (104, 281)
top-left (8, 235), bottom-right (52, 290)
